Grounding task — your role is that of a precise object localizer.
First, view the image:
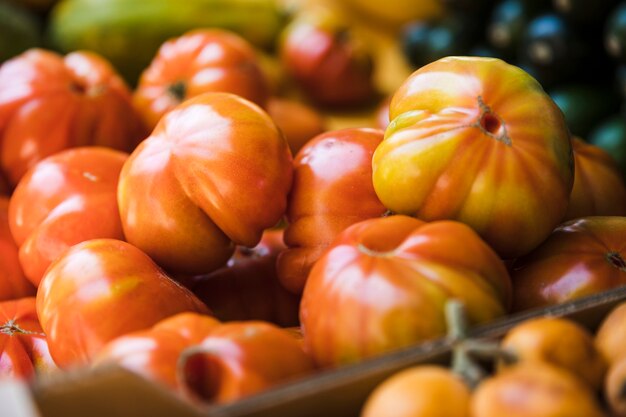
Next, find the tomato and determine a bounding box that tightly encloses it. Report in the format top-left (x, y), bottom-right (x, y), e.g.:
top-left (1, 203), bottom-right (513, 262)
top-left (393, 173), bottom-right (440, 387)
top-left (133, 29), bottom-right (269, 130)
top-left (180, 321), bottom-right (315, 404)
top-left (0, 49), bottom-right (146, 186)
top-left (300, 215), bottom-right (511, 368)
top-left (36, 239), bottom-right (210, 368)
top-left (360, 366), bottom-right (470, 417)
top-left (0, 297), bottom-right (56, 379)
top-left (266, 98), bottom-right (326, 155)
top-left (565, 137), bottom-right (626, 220)
top-left (606, 357), bottom-right (626, 417)
top-left (375, 96), bottom-right (391, 130)
top-left (191, 229), bottom-right (301, 327)
top-left (118, 92), bottom-right (292, 276)
top-left (0, 197), bottom-right (34, 301)
top-left (471, 362), bottom-right (605, 417)
top-left (95, 313), bottom-right (220, 393)
top-left (512, 217), bottom-right (626, 311)
top-left (372, 57), bottom-right (573, 259)
top-left (8, 147), bottom-right (127, 287)
top-left (279, 13), bottom-right (376, 107)
top-left (500, 317), bottom-right (606, 390)
top-left (596, 302), bottom-right (626, 365)
top-left (277, 128), bottom-right (387, 294)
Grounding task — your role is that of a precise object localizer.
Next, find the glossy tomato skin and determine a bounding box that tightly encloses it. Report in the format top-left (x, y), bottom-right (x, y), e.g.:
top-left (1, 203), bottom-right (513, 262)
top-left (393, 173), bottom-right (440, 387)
top-left (596, 303), bottom-right (626, 366)
top-left (0, 297), bottom-right (56, 379)
top-left (191, 229), bottom-right (301, 327)
top-left (565, 137), bottom-right (626, 220)
top-left (301, 215), bottom-right (511, 368)
top-left (180, 321), bottom-right (315, 404)
top-left (118, 92), bottom-right (293, 276)
top-left (0, 197), bottom-right (34, 301)
top-left (266, 98), bottom-right (326, 155)
top-left (133, 29), bottom-right (270, 130)
top-left (36, 239), bottom-right (210, 368)
top-left (277, 128), bottom-right (387, 294)
top-left (373, 57), bottom-right (573, 259)
top-left (94, 313), bottom-right (220, 393)
top-left (0, 49), bottom-right (146, 186)
top-left (512, 217), bottom-right (626, 311)
top-left (9, 147), bottom-right (127, 287)
top-left (279, 14), bottom-right (376, 107)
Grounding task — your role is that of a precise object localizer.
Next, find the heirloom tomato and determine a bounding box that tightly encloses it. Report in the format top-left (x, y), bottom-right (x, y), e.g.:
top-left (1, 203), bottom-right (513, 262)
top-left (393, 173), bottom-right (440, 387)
top-left (266, 98), bottom-right (326, 155)
top-left (606, 357), bottom-right (626, 416)
top-left (191, 229), bottom-right (300, 327)
top-left (0, 297), bottom-right (55, 379)
top-left (471, 363), bottom-right (604, 417)
top-left (0, 197), bottom-right (34, 301)
top-left (118, 92), bottom-right (292, 276)
top-left (36, 239), bottom-right (210, 368)
top-left (565, 137), bottom-right (626, 220)
top-left (300, 215), bottom-right (511, 368)
top-left (361, 366), bottom-right (471, 417)
top-left (133, 29), bottom-right (269, 130)
top-left (95, 313), bottom-right (220, 394)
top-left (512, 217), bottom-right (626, 311)
top-left (9, 147), bottom-right (127, 287)
top-left (277, 128), bottom-right (387, 294)
top-left (0, 49), bottom-right (146, 186)
top-left (596, 302), bottom-right (626, 365)
top-left (372, 57), bottom-right (573, 259)
top-left (180, 321), bottom-right (315, 404)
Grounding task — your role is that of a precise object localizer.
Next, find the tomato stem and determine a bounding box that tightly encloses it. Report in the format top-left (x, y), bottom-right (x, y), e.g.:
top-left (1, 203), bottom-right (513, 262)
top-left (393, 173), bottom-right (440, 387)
top-left (607, 252), bottom-right (626, 272)
top-left (475, 96), bottom-right (511, 146)
top-left (0, 319), bottom-right (44, 336)
top-left (168, 81), bottom-right (187, 102)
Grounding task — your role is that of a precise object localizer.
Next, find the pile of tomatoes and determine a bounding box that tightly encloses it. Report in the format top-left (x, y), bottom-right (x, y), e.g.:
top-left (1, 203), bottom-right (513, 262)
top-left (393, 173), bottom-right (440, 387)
top-left (1, 3), bottom-right (626, 416)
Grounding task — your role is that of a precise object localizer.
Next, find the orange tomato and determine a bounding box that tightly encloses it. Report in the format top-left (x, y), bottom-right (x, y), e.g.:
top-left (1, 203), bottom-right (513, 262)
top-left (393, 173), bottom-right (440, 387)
top-left (133, 29), bottom-right (269, 130)
top-left (0, 197), bottom-right (34, 301)
top-left (9, 147), bottom-right (127, 287)
top-left (277, 128), bottom-right (387, 294)
top-left (36, 239), bottom-right (210, 368)
top-left (0, 49), bottom-right (146, 185)
top-left (373, 57), bottom-right (573, 259)
top-left (596, 302), bottom-right (626, 365)
top-left (606, 356), bottom-right (626, 417)
top-left (266, 98), bottom-right (326, 155)
top-left (118, 92), bottom-right (292, 276)
top-left (301, 215), bottom-right (511, 367)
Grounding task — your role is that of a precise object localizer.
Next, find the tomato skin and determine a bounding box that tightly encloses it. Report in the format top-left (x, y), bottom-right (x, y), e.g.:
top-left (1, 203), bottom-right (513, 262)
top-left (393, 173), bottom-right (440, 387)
top-left (512, 217), bottom-right (626, 311)
top-left (8, 147), bottom-right (127, 287)
top-left (36, 239), bottom-right (210, 368)
top-left (606, 357), bottom-right (626, 417)
top-left (360, 366), bottom-right (471, 417)
top-left (180, 321), bottom-right (315, 404)
top-left (0, 49), bottom-right (146, 186)
top-left (373, 57), bottom-right (573, 259)
top-left (300, 215), bottom-right (511, 368)
top-left (133, 29), bottom-right (270, 130)
top-left (595, 302), bottom-right (626, 365)
top-left (266, 98), bottom-right (326, 155)
top-left (277, 128), bottom-right (387, 294)
top-left (94, 313), bottom-right (220, 393)
top-left (191, 229), bottom-right (301, 327)
top-left (0, 297), bottom-right (56, 379)
top-left (118, 92), bottom-right (293, 276)
top-left (0, 197), bottom-right (34, 301)
top-left (565, 137), bottom-right (626, 220)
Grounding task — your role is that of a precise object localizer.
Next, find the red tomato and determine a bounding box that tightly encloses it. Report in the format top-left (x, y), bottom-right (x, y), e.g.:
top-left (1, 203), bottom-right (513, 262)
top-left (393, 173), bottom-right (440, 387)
top-left (118, 92), bottom-right (292, 276)
top-left (191, 229), bottom-right (301, 327)
top-left (180, 321), bottom-right (315, 404)
top-left (94, 313), bottom-right (220, 393)
top-left (0, 297), bottom-right (56, 379)
top-left (36, 239), bottom-right (210, 368)
top-left (512, 217), bottom-right (626, 311)
top-left (134, 29), bottom-right (270, 130)
top-left (301, 215), bottom-right (511, 368)
top-left (373, 57), bottom-right (573, 259)
top-left (565, 137), bottom-right (626, 220)
top-left (9, 147), bottom-right (127, 287)
top-left (266, 98), bottom-right (326, 155)
top-left (0, 49), bottom-right (146, 186)
top-left (277, 128), bottom-right (387, 294)
top-left (279, 13), bottom-right (376, 107)
top-left (0, 197), bottom-right (34, 301)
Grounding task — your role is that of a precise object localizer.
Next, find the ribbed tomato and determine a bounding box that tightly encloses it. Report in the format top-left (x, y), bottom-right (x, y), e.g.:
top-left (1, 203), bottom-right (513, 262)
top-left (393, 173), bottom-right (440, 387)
top-left (0, 197), bottom-right (34, 301)
top-left (373, 57), bottom-right (573, 259)
top-left (9, 147), bottom-right (127, 287)
top-left (301, 215), bottom-right (511, 367)
top-left (277, 128), bottom-right (387, 294)
top-left (0, 49), bottom-right (146, 185)
top-left (118, 93), bottom-right (292, 276)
